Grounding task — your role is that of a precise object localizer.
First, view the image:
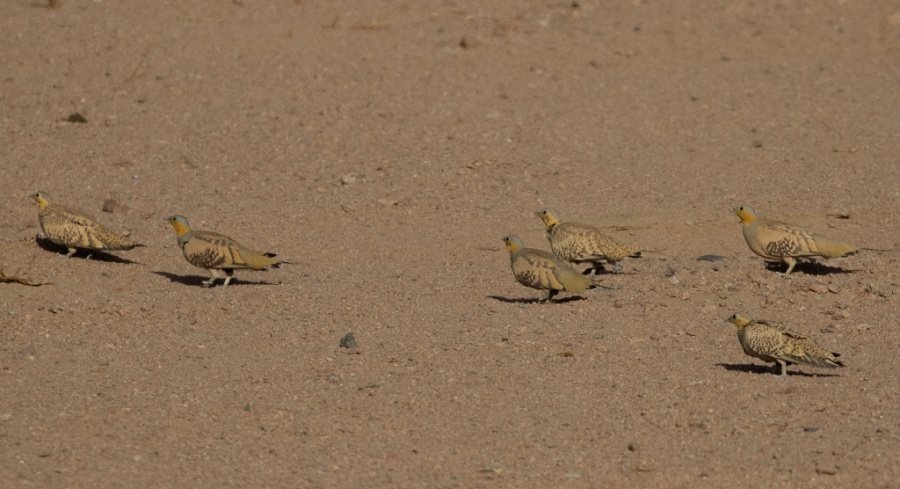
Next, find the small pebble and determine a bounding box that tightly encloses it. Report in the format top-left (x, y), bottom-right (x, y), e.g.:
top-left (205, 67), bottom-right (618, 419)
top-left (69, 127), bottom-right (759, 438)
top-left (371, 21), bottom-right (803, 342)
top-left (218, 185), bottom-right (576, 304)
top-left (808, 283), bottom-right (829, 294)
top-left (339, 332), bottom-right (358, 349)
top-left (696, 254), bottom-right (726, 262)
top-left (340, 173), bottom-right (363, 185)
top-left (102, 199), bottom-right (119, 213)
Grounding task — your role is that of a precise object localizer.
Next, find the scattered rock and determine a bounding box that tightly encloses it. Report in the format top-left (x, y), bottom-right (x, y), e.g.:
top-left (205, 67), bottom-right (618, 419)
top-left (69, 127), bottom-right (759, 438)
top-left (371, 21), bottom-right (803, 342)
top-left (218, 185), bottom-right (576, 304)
top-left (803, 426), bottom-right (819, 433)
top-left (697, 254), bottom-right (726, 262)
top-left (65, 112), bottom-right (88, 123)
top-left (340, 173), bottom-right (364, 185)
top-left (102, 198), bottom-right (128, 213)
top-left (339, 332), bottom-right (358, 349)
top-left (827, 283), bottom-right (840, 294)
top-left (808, 283), bottom-right (829, 294)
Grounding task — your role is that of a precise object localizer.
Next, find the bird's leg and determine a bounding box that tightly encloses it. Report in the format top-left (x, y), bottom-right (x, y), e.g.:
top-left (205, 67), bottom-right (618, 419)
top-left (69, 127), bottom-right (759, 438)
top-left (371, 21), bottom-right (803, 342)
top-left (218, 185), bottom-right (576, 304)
top-left (203, 269), bottom-right (220, 287)
top-left (63, 247), bottom-right (77, 258)
top-left (775, 361), bottom-right (787, 376)
top-left (782, 258), bottom-right (797, 276)
top-left (222, 270), bottom-right (234, 288)
top-left (546, 289), bottom-right (558, 302)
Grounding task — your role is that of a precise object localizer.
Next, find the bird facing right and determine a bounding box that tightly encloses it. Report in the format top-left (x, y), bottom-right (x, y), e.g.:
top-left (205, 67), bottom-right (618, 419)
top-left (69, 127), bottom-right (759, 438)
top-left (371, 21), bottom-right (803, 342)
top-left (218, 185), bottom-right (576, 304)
top-left (164, 215), bottom-right (283, 287)
top-left (725, 313), bottom-right (844, 376)
top-left (534, 209), bottom-right (641, 274)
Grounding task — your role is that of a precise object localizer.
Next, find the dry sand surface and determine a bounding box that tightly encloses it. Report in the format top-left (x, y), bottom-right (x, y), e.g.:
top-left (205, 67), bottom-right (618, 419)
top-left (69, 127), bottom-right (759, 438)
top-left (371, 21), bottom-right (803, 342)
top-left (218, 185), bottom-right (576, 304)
top-left (2, 1), bottom-right (900, 487)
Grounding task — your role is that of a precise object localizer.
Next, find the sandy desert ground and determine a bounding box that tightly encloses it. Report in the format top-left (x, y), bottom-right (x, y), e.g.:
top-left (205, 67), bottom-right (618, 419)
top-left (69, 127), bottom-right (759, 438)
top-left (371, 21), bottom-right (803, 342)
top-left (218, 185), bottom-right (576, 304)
top-left (1, 1), bottom-right (899, 487)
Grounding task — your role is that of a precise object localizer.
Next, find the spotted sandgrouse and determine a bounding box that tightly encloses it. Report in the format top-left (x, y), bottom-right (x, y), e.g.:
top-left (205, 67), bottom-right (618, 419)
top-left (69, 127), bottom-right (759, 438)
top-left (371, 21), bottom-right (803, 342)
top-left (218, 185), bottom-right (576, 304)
top-left (725, 313), bottom-right (844, 376)
top-left (535, 209), bottom-right (640, 274)
top-left (732, 205), bottom-right (857, 275)
top-left (30, 191), bottom-right (142, 257)
top-left (164, 215), bottom-right (282, 287)
top-left (503, 235), bottom-right (594, 302)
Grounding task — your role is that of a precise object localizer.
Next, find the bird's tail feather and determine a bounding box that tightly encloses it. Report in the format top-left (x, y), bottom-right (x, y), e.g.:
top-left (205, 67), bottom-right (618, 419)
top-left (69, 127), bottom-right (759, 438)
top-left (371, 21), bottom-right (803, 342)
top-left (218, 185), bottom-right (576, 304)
top-left (814, 238), bottom-right (858, 258)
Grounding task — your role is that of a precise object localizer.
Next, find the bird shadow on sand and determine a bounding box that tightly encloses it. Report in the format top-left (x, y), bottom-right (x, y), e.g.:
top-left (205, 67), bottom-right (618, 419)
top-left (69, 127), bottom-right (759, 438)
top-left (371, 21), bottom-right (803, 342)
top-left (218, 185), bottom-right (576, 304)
top-left (717, 363), bottom-right (840, 378)
top-left (35, 237), bottom-right (141, 264)
top-left (764, 262), bottom-right (855, 276)
top-left (152, 271), bottom-right (277, 287)
top-left (487, 295), bottom-right (588, 304)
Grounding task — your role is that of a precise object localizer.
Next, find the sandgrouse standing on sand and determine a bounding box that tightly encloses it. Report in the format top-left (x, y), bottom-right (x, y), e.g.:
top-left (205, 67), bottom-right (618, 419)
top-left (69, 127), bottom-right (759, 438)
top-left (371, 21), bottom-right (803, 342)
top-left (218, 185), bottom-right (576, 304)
top-left (503, 235), bottom-right (594, 302)
top-left (732, 205), bottom-right (857, 275)
top-left (164, 215), bottom-right (283, 287)
top-left (30, 191), bottom-right (142, 258)
top-left (725, 313), bottom-right (844, 376)
top-left (535, 209), bottom-right (641, 274)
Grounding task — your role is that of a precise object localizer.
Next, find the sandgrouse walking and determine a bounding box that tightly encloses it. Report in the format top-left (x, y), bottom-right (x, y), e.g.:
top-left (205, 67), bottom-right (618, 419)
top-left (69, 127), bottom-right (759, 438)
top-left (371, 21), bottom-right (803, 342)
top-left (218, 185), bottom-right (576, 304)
top-left (30, 191), bottom-right (142, 258)
top-left (164, 215), bottom-right (283, 287)
top-left (725, 313), bottom-right (844, 376)
top-left (503, 235), bottom-right (594, 302)
top-left (732, 205), bottom-right (857, 275)
top-left (535, 209), bottom-right (641, 274)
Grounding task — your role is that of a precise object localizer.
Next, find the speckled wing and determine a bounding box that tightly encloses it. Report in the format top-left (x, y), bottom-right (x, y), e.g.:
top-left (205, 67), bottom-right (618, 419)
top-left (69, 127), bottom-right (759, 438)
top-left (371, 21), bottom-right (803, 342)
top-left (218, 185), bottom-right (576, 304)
top-left (737, 320), bottom-right (784, 363)
top-left (181, 231), bottom-right (277, 271)
top-left (511, 248), bottom-right (592, 293)
top-left (774, 328), bottom-right (843, 369)
top-left (39, 204), bottom-right (140, 251)
top-left (740, 320), bottom-right (842, 369)
top-left (549, 223), bottom-right (640, 263)
top-left (745, 219), bottom-right (857, 260)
